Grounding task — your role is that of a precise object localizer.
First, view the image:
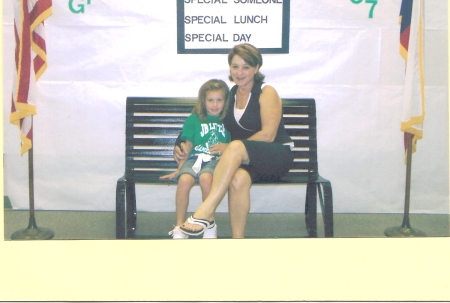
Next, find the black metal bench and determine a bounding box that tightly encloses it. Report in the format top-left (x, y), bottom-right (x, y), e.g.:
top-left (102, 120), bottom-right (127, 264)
top-left (116, 97), bottom-right (333, 238)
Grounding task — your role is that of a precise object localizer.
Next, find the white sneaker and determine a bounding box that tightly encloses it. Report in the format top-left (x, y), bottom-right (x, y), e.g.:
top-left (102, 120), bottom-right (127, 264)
top-left (203, 222), bottom-right (217, 239)
top-left (168, 226), bottom-right (189, 239)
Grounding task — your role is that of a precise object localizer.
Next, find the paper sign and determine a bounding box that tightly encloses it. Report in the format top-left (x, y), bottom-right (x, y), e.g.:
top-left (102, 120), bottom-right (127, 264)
top-left (177, 0), bottom-right (290, 54)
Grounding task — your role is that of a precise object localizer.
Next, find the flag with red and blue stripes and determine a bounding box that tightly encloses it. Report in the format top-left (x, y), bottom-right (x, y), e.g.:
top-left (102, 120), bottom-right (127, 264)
top-left (399, 0), bottom-right (425, 156)
top-left (399, 0), bottom-right (413, 60)
top-left (10, 0), bottom-right (52, 155)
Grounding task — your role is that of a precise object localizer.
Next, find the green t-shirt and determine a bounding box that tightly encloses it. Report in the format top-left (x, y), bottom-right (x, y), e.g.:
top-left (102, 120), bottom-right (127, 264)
top-left (181, 114), bottom-right (231, 156)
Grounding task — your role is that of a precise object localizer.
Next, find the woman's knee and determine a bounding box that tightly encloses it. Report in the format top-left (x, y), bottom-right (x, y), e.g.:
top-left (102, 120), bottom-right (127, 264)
top-left (229, 169), bottom-right (252, 192)
top-left (229, 139), bottom-right (246, 149)
top-left (227, 140), bottom-right (246, 155)
top-left (226, 140), bottom-right (249, 163)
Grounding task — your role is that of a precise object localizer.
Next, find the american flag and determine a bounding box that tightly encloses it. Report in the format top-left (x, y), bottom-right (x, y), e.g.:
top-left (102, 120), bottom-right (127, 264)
top-left (399, 0), bottom-right (412, 60)
top-left (399, 0), bottom-right (425, 154)
top-left (10, 0), bottom-right (52, 155)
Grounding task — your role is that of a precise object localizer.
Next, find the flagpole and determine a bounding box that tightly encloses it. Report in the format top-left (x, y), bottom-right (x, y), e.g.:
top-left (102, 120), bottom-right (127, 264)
top-left (384, 132), bottom-right (425, 237)
top-left (11, 117), bottom-right (54, 240)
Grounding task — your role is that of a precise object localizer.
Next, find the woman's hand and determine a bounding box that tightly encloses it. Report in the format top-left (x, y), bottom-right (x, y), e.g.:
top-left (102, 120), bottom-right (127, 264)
top-left (210, 143), bottom-right (228, 156)
top-left (174, 142), bottom-right (188, 164)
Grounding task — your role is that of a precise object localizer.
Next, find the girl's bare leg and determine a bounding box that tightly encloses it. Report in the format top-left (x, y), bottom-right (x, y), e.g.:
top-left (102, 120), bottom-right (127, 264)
top-left (198, 173), bottom-right (213, 200)
top-left (181, 140), bottom-right (249, 231)
top-left (175, 174), bottom-right (195, 226)
top-left (228, 168), bottom-right (252, 238)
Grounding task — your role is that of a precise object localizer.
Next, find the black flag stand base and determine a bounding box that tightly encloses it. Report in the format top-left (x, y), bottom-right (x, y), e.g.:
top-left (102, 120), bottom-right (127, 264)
top-left (384, 217), bottom-right (426, 237)
top-left (11, 216), bottom-right (54, 240)
top-left (384, 133), bottom-right (426, 238)
top-left (11, 126), bottom-right (54, 240)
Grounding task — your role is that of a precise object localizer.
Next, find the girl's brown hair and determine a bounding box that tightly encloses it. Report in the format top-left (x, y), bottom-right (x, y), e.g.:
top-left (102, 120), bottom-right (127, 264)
top-left (193, 79), bottom-right (230, 121)
top-left (228, 43), bottom-right (265, 82)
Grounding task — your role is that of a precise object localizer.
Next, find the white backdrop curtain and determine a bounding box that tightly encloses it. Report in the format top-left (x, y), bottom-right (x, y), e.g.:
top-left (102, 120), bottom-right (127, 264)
top-left (2, 0), bottom-right (448, 214)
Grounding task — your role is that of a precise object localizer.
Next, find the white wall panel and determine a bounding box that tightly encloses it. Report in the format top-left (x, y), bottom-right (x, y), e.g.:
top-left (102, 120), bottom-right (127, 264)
top-left (3, 0), bottom-right (448, 214)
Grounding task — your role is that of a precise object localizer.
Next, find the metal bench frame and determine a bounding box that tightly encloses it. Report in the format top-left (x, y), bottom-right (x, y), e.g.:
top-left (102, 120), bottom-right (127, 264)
top-left (116, 97), bottom-right (333, 238)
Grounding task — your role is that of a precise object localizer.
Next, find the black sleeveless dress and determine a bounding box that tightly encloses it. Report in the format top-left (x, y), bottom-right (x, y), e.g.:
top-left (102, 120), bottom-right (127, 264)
top-left (223, 81), bottom-right (294, 182)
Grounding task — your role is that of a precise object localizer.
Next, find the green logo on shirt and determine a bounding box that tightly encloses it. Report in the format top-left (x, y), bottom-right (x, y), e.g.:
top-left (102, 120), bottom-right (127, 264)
top-left (200, 123), bottom-right (226, 138)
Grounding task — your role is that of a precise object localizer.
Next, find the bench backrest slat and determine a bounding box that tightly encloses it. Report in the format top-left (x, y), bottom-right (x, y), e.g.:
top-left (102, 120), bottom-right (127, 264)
top-left (124, 97), bottom-right (319, 183)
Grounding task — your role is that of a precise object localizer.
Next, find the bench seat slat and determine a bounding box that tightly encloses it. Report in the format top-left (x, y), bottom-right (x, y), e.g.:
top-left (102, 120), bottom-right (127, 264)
top-left (128, 104), bottom-right (195, 113)
top-left (128, 117), bottom-right (188, 124)
top-left (126, 150), bottom-right (175, 157)
top-left (283, 117), bottom-right (316, 125)
top-left (129, 172), bottom-right (314, 185)
top-left (126, 159), bottom-right (316, 170)
top-left (129, 161), bottom-right (178, 169)
top-left (128, 138), bottom-right (177, 146)
top-left (127, 127), bottom-right (183, 136)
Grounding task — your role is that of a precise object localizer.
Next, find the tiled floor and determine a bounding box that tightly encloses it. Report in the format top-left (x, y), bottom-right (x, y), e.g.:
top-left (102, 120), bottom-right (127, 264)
top-left (4, 208), bottom-right (448, 240)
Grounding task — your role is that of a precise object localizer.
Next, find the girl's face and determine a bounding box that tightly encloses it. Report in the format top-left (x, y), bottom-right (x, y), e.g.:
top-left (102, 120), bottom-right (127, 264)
top-left (229, 55), bottom-right (259, 88)
top-left (205, 90), bottom-right (225, 116)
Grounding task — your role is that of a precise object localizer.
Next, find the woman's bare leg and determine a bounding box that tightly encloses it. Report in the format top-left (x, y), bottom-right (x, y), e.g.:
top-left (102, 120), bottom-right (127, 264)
top-left (228, 168), bottom-right (252, 238)
top-left (181, 140), bottom-right (250, 231)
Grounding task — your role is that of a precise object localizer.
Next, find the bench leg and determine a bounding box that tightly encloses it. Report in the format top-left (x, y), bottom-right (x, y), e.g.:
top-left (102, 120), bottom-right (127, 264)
top-left (322, 182), bottom-right (334, 237)
top-left (116, 178), bottom-right (126, 239)
top-left (305, 182), bottom-right (317, 237)
top-left (126, 180), bottom-right (137, 238)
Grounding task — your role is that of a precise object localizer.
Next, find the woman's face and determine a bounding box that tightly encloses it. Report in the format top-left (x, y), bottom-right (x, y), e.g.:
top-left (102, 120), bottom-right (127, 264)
top-left (229, 55), bottom-right (259, 88)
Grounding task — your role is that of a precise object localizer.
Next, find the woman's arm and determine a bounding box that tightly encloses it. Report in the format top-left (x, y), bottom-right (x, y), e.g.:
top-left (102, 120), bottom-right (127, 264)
top-left (174, 141), bottom-right (188, 164)
top-left (161, 141), bottom-right (192, 179)
top-left (247, 85), bottom-right (282, 143)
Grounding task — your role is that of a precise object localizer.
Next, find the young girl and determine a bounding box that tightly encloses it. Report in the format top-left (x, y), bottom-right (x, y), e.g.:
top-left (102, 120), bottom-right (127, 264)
top-left (160, 79), bottom-right (230, 239)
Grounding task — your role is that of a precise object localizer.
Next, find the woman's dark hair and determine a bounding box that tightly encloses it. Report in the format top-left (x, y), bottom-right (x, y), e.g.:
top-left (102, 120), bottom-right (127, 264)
top-left (227, 43), bottom-right (265, 82)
